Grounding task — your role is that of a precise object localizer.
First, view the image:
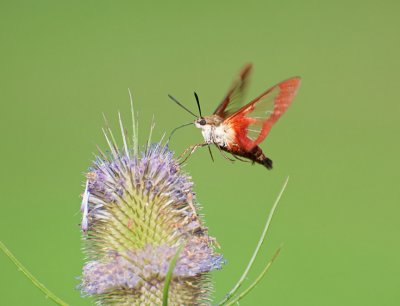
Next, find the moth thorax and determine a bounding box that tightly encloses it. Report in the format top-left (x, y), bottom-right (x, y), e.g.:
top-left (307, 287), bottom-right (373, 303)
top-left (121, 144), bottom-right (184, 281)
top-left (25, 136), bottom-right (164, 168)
top-left (201, 124), bottom-right (231, 147)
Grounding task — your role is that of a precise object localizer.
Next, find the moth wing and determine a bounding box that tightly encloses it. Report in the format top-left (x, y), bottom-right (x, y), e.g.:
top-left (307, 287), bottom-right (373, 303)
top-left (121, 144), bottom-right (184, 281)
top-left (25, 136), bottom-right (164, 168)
top-left (225, 77), bottom-right (301, 151)
top-left (213, 64), bottom-right (252, 118)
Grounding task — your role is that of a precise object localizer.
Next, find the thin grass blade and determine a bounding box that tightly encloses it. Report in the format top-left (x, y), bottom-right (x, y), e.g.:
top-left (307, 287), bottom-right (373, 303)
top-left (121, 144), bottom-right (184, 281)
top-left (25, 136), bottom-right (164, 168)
top-left (226, 246), bottom-right (282, 306)
top-left (218, 176), bottom-right (289, 305)
top-left (162, 244), bottom-right (184, 306)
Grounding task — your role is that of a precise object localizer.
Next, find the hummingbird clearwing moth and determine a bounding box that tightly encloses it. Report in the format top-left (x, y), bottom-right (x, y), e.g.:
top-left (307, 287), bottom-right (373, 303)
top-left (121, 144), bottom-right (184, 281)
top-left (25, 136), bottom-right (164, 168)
top-left (169, 64), bottom-right (301, 169)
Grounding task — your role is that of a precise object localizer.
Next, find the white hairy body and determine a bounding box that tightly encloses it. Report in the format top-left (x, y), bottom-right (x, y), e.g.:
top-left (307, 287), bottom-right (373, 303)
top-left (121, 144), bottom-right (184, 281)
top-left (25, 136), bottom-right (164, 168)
top-left (194, 115), bottom-right (235, 148)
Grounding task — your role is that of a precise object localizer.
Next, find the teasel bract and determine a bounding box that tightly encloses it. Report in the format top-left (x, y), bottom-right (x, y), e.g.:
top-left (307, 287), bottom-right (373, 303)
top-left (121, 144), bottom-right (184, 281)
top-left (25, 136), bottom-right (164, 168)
top-left (79, 101), bottom-right (223, 305)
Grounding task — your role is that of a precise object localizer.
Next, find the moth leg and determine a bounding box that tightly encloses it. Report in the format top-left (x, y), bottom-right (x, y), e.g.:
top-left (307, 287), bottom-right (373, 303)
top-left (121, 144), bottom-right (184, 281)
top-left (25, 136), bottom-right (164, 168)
top-left (207, 145), bottom-right (214, 162)
top-left (179, 143), bottom-right (208, 164)
top-left (178, 144), bottom-right (199, 160)
top-left (231, 153), bottom-right (250, 163)
top-left (216, 145), bottom-right (236, 162)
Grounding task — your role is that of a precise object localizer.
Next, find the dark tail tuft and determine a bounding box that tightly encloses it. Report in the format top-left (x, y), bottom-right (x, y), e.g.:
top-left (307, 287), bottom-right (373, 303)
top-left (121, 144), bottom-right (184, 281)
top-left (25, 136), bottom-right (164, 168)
top-left (263, 157), bottom-right (273, 170)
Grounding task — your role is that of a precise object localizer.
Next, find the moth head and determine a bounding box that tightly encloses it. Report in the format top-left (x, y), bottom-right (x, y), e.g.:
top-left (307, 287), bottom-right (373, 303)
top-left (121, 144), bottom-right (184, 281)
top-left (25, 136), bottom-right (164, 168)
top-left (194, 115), bottom-right (223, 129)
top-left (194, 117), bottom-right (208, 129)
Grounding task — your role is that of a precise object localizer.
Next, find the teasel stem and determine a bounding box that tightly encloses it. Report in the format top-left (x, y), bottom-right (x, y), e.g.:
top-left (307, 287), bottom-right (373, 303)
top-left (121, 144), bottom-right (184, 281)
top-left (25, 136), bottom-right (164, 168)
top-left (0, 241), bottom-right (68, 306)
top-left (218, 176), bottom-right (289, 306)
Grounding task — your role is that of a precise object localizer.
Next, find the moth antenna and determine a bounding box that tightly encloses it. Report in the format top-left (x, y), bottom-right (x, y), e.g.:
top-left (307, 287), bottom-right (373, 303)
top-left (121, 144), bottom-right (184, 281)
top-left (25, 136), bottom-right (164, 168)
top-left (167, 122), bottom-right (194, 144)
top-left (168, 94), bottom-right (198, 118)
top-left (194, 92), bottom-right (202, 117)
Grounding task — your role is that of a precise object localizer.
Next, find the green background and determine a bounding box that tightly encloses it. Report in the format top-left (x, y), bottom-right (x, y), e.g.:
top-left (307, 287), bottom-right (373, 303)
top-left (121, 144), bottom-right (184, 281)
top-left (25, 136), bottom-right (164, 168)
top-left (1, 1), bottom-right (399, 305)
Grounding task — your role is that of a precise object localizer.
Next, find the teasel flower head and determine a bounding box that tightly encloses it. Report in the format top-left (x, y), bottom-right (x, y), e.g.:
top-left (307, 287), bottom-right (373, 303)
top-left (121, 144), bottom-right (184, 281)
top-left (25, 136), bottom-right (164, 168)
top-left (79, 104), bottom-right (223, 305)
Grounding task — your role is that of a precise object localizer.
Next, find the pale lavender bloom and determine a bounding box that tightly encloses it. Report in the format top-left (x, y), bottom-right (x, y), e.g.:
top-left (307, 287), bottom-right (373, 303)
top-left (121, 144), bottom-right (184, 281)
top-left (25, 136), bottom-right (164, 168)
top-left (80, 111), bottom-right (223, 305)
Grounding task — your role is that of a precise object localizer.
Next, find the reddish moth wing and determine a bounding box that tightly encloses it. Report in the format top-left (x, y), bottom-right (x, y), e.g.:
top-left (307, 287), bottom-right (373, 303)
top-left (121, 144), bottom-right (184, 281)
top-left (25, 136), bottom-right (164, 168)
top-left (169, 64), bottom-right (301, 169)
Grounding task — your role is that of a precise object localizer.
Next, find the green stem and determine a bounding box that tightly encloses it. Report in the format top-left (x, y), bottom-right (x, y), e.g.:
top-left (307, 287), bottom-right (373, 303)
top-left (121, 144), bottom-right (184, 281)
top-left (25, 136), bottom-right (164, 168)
top-left (225, 246), bottom-right (282, 306)
top-left (162, 244), bottom-right (184, 306)
top-left (0, 240), bottom-right (68, 306)
top-left (218, 176), bottom-right (289, 306)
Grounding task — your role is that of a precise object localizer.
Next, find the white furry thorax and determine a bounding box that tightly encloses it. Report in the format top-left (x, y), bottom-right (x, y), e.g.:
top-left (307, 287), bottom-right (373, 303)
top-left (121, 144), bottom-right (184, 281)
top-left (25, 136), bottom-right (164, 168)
top-left (195, 121), bottom-right (234, 147)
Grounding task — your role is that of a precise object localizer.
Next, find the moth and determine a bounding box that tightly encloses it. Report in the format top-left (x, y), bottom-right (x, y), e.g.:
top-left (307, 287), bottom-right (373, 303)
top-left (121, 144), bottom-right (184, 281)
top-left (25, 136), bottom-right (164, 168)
top-left (168, 64), bottom-right (301, 169)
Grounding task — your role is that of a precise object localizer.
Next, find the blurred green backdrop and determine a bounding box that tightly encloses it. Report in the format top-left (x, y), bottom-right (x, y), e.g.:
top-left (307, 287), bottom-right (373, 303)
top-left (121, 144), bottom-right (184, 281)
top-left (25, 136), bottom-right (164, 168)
top-left (1, 1), bottom-right (399, 305)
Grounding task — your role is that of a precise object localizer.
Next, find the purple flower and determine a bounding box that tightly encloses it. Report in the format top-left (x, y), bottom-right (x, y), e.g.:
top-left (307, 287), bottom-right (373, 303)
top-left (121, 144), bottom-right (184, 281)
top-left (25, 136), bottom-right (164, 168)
top-left (80, 110), bottom-right (223, 305)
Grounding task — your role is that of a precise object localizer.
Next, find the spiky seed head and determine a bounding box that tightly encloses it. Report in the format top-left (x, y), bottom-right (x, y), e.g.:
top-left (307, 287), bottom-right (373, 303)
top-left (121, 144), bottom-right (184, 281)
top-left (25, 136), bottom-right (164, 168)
top-left (79, 113), bottom-right (223, 305)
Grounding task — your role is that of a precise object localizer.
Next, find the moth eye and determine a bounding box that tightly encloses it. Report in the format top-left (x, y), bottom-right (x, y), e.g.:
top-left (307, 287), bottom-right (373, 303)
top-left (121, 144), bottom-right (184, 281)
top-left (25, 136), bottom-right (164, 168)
top-left (199, 119), bottom-right (206, 126)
